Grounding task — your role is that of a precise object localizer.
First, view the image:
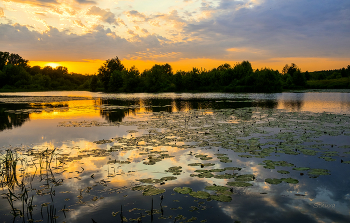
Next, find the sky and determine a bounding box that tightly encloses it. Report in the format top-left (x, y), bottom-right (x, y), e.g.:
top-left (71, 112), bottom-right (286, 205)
top-left (0, 0), bottom-right (349, 74)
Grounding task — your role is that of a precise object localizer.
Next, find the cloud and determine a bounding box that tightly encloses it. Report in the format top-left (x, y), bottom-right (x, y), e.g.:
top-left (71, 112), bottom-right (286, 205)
top-left (74, 19), bottom-right (85, 28)
top-left (181, 0), bottom-right (350, 60)
top-left (0, 23), bottom-right (134, 61)
top-left (87, 6), bottom-right (119, 25)
top-left (0, 7), bottom-right (4, 18)
top-left (7, 0), bottom-right (58, 6)
top-left (125, 10), bottom-right (148, 22)
top-left (0, 23), bottom-right (171, 62)
top-left (75, 0), bottom-right (96, 4)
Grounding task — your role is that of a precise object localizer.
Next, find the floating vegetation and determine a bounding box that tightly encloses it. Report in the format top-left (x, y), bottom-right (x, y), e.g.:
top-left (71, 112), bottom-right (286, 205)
top-left (190, 172), bottom-right (214, 178)
top-left (308, 168), bottom-right (330, 177)
top-left (204, 185), bottom-right (230, 192)
top-left (214, 173), bottom-right (236, 179)
top-left (189, 191), bottom-right (211, 199)
top-left (265, 178), bottom-right (283, 184)
top-left (174, 187), bottom-right (193, 194)
top-left (210, 194), bottom-right (232, 202)
top-left (293, 167), bottom-right (310, 171)
top-left (224, 167), bottom-right (242, 171)
top-left (260, 160), bottom-right (294, 169)
top-left (277, 170), bottom-right (290, 174)
top-left (235, 174), bottom-right (255, 181)
top-left (226, 182), bottom-right (253, 187)
top-left (165, 166), bottom-right (183, 175)
top-left (195, 154), bottom-right (213, 160)
top-left (265, 178), bottom-right (299, 184)
top-left (132, 185), bottom-right (155, 191)
top-left (239, 155), bottom-right (253, 158)
top-left (188, 163), bottom-right (215, 167)
top-left (319, 156), bottom-right (336, 162)
top-left (1, 92), bottom-right (349, 223)
top-left (142, 187), bottom-right (166, 196)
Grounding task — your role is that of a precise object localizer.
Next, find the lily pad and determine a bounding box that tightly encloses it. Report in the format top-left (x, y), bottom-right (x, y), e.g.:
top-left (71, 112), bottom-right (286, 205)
top-left (210, 195), bottom-right (232, 202)
top-left (265, 178), bottom-right (283, 184)
top-left (235, 174), bottom-right (255, 181)
top-left (293, 167), bottom-right (310, 171)
top-left (173, 187), bottom-right (193, 194)
top-left (189, 191), bottom-right (211, 199)
top-left (308, 168), bottom-right (330, 176)
top-left (282, 178), bottom-right (299, 184)
top-left (132, 185), bottom-right (155, 191)
top-left (143, 188), bottom-right (166, 196)
top-left (160, 176), bottom-right (177, 181)
top-left (277, 170), bottom-right (290, 174)
top-left (191, 172), bottom-right (214, 178)
top-left (214, 173), bottom-right (235, 179)
top-left (226, 182), bottom-right (253, 187)
top-left (204, 185), bottom-right (230, 192)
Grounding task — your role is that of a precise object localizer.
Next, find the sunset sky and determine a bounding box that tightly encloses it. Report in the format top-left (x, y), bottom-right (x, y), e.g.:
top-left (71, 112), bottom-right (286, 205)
top-left (0, 0), bottom-right (349, 74)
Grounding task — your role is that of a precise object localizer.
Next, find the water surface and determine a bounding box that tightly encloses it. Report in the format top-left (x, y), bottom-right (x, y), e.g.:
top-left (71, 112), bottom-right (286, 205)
top-left (0, 91), bottom-right (349, 223)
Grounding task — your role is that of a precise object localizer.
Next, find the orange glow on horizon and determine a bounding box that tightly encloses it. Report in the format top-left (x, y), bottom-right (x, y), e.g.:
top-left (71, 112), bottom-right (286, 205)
top-left (30, 57), bottom-right (350, 75)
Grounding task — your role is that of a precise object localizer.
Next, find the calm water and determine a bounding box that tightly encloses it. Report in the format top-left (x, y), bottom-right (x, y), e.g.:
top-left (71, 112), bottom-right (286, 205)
top-left (0, 91), bottom-right (349, 223)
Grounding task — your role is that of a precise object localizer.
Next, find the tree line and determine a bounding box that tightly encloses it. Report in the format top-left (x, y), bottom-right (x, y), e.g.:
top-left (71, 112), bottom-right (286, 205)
top-left (0, 51), bottom-right (91, 91)
top-left (1, 51), bottom-right (349, 92)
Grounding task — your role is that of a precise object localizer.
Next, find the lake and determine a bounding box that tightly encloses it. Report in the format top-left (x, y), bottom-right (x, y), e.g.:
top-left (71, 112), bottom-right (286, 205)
top-left (0, 91), bottom-right (350, 223)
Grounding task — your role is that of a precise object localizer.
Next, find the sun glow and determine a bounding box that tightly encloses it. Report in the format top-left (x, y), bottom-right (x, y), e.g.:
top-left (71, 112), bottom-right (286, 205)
top-left (45, 62), bottom-right (60, 68)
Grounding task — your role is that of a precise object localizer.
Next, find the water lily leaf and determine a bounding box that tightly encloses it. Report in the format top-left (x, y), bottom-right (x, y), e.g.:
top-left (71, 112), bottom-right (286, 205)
top-left (210, 195), bottom-right (232, 202)
top-left (189, 191), bottom-right (211, 199)
top-left (265, 178), bottom-right (283, 184)
top-left (143, 188), bottom-right (165, 196)
top-left (226, 182), bottom-right (253, 187)
top-left (204, 185), bottom-right (230, 192)
top-left (293, 167), bottom-right (310, 171)
top-left (277, 170), bottom-right (290, 174)
top-left (235, 174), bottom-right (255, 181)
top-left (282, 178), bottom-right (299, 184)
top-left (174, 187), bottom-right (192, 194)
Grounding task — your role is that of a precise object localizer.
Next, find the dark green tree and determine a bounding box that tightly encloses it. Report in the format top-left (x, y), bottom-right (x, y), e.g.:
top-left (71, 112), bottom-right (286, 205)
top-left (0, 51), bottom-right (10, 70)
top-left (90, 75), bottom-right (99, 92)
top-left (109, 70), bottom-right (124, 92)
top-left (98, 56), bottom-right (125, 91)
top-left (282, 63), bottom-right (299, 76)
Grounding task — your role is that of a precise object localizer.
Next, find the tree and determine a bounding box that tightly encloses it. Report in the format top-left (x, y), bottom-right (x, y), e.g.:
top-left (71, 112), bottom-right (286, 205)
top-left (292, 70), bottom-right (306, 87)
top-left (0, 51), bottom-right (10, 70)
top-left (0, 51), bottom-right (28, 70)
top-left (90, 75), bottom-right (98, 92)
top-left (98, 56), bottom-right (125, 91)
top-left (7, 53), bottom-right (28, 68)
top-left (282, 63), bottom-right (300, 76)
top-left (109, 70), bottom-right (124, 92)
top-left (217, 63), bottom-right (231, 71)
top-left (304, 71), bottom-right (310, 80)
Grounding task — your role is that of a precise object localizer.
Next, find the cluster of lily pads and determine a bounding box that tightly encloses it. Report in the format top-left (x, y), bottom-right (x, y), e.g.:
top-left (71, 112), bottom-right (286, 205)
top-left (2, 102), bottom-right (350, 222)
